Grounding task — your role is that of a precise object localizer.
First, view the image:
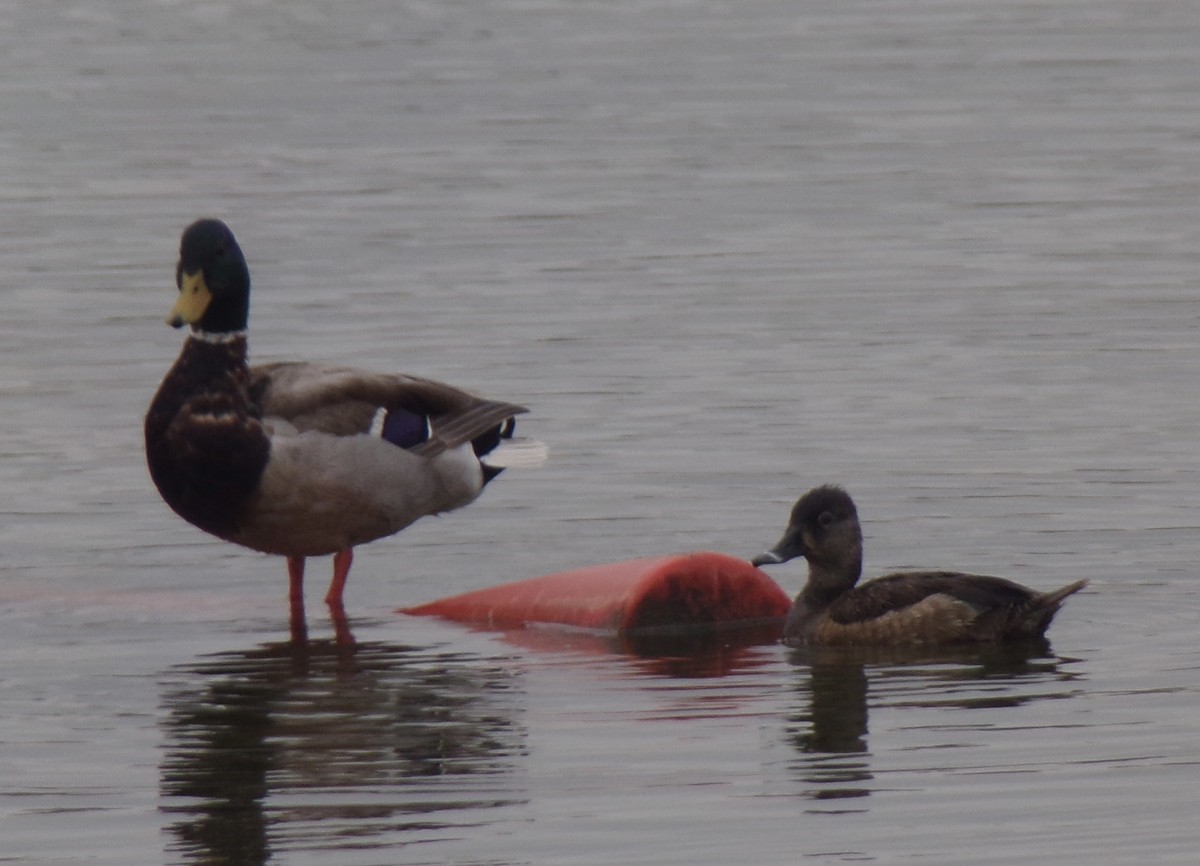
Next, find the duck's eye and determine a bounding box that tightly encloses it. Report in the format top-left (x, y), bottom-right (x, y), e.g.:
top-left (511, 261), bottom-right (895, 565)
top-left (817, 510), bottom-right (835, 528)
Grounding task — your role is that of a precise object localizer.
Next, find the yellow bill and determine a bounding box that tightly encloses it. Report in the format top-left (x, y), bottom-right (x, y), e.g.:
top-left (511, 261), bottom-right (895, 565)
top-left (167, 270), bottom-right (212, 328)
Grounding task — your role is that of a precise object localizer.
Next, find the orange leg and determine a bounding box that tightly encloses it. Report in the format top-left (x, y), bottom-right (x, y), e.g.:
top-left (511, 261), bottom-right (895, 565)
top-left (325, 547), bottom-right (354, 608)
top-left (329, 602), bottom-right (355, 648)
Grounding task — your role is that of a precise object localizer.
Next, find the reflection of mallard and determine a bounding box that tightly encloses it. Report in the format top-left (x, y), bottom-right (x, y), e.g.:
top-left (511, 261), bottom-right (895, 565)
top-left (160, 640), bottom-right (526, 863)
top-left (144, 220), bottom-right (528, 620)
top-left (754, 486), bottom-right (1086, 646)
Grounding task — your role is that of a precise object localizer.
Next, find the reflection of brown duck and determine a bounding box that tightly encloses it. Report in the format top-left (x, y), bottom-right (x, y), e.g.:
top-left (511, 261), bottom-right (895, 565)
top-left (791, 659), bottom-right (870, 756)
top-left (753, 486), bottom-right (1086, 647)
top-left (784, 640), bottom-right (1080, 800)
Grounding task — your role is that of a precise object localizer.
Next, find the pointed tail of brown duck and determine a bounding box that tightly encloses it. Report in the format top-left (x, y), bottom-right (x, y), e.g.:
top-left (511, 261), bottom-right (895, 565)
top-left (1031, 579), bottom-right (1088, 636)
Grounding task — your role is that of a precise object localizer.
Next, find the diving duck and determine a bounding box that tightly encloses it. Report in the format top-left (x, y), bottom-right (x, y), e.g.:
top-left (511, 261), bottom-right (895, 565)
top-left (751, 485), bottom-right (1086, 646)
top-left (145, 218), bottom-right (529, 625)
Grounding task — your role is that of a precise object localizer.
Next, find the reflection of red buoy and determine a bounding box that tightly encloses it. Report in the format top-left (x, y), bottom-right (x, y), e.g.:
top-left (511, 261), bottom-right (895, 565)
top-left (400, 552), bottom-right (791, 635)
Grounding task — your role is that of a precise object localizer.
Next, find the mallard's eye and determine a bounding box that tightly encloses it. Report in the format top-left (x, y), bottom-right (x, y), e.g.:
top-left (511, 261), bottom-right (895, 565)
top-left (817, 510), bottom-right (835, 528)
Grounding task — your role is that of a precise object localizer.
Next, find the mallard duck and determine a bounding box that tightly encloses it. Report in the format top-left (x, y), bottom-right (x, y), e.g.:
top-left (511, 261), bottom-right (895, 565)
top-left (751, 485), bottom-right (1086, 646)
top-left (145, 218), bottom-right (529, 624)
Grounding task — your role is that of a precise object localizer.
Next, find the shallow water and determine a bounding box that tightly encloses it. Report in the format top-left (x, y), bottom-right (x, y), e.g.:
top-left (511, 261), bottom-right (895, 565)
top-left (3, 0), bottom-right (1200, 863)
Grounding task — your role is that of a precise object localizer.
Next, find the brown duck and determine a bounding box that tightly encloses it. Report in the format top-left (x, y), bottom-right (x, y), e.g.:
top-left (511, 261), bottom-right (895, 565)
top-left (751, 485), bottom-right (1086, 647)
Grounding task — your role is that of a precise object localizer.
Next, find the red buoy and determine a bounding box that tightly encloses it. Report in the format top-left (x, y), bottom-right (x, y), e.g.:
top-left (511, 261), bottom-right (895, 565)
top-left (400, 551), bottom-right (791, 635)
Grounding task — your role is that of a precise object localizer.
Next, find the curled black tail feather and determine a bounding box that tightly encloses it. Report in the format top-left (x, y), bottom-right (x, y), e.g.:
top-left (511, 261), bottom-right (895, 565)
top-left (472, 417), bottom-right (516, 458)
top-left (477, 418), bottom-right (516, 487)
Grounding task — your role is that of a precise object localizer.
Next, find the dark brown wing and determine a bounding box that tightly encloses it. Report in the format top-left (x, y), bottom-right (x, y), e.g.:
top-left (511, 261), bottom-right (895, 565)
top-left (827, 572), bottom-right (1038, 625)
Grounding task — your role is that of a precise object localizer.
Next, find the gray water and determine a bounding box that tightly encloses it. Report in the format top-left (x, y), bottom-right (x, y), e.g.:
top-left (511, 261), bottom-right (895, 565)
top-left (2, 0), bottom-right (1199, 863)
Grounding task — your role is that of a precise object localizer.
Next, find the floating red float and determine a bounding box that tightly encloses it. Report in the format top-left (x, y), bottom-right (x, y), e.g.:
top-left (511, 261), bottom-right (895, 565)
top-left (401, 551), bottom-right (791, 636)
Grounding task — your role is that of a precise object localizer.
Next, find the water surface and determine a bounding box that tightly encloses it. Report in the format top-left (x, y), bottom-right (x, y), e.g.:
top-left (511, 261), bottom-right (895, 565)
top-left (2, 0), bottom-right (1199, 863)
